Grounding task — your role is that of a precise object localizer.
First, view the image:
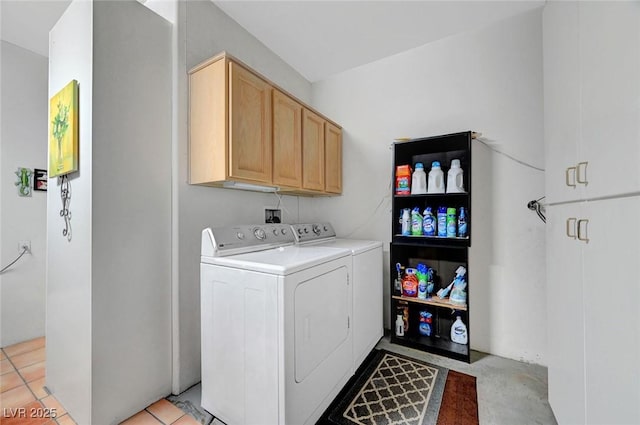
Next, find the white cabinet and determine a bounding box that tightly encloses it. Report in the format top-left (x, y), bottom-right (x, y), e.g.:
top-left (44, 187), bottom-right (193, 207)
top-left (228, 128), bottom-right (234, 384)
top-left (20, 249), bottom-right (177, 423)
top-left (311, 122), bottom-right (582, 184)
top-left (544, 2), bottom-right (640, 204)
top-left (548, 198), bottom-right (640, 425)
top-left (582, 198), bottom-right (640, 425)
top-left (545, 3), bottom-right (640, 424)
top-left (546, 203), bottom-right (585, 425)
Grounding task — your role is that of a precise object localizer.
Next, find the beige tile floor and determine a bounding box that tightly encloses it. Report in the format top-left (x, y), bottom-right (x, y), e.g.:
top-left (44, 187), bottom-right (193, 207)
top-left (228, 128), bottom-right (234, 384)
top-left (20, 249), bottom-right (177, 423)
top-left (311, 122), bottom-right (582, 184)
top-left (1, 338), bottom-right (202, 425)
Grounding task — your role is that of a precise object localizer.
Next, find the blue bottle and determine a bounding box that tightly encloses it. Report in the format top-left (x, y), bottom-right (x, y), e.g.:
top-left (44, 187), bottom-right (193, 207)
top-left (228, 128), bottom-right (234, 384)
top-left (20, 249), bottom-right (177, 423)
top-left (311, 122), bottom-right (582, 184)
top-left (437, 206), bottom-right (447, 237)
top-left (422, 207), bottom-right (436, 236)
top-left (458, 207), bottom-right (468, 238)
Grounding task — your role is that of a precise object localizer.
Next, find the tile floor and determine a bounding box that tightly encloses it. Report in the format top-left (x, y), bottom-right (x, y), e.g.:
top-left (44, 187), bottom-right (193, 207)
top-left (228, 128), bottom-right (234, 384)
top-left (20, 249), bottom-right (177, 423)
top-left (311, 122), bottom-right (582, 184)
top-left (0, 338), bottom-right (204, 425)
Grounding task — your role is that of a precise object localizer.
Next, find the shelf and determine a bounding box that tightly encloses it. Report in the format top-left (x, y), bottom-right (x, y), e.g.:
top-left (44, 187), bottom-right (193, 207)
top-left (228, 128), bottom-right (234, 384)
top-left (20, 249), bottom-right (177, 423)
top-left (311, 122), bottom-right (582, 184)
top-left (392, 235), bottom-right (470, 248)
top-left (391, 333), bottom-right (469, 362)
top-left (392, 295), bottom-right (467, 311)
top-left (394, 192), bottom-right (468, 198)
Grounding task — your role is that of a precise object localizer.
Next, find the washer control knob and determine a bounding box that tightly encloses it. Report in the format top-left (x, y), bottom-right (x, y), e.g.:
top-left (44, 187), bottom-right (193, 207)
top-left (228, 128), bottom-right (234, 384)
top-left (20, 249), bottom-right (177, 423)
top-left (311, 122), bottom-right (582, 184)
top-left (273, 229), bottom-right (279, 236)
top-left (304, 227), bottom-right (309, 234)
top-left (323, 226), bottom-right (328, 232)
top-left (281, 228), bottom-right (287, 235)
top-left (236, 232), bottom-right (245, 240)
top-left (297, 228), bottom-right (303, 235)
top-left (254, 228), bottom-right (266, 240)
top-left (312, 224), bottom-right (321, 235)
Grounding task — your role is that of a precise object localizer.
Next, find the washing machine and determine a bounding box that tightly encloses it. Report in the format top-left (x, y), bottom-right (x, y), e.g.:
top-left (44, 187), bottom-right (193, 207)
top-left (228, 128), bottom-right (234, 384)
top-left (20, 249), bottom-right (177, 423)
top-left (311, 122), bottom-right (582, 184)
top-left (291, 223), bottom-right (383, 370)
top-left (200, 223), bottom-right (353, 425)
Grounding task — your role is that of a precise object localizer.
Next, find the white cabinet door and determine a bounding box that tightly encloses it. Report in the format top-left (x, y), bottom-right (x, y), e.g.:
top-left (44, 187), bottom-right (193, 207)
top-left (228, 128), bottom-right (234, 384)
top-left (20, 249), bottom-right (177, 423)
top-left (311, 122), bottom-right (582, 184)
top-left (579, 2), bottom-right (640, 199)
top-left (582, 196), bottom-right (640, 425)
top-left (546, 203), bottom-right (586, 425)
top-left (544, 2), bottom-right (582, 204)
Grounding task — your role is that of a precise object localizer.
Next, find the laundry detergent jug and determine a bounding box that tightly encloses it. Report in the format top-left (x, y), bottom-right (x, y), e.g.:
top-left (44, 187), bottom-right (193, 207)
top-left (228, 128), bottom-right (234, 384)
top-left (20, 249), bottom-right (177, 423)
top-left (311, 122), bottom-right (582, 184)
top-left (446, 159), bottom-right (465, 193)
top-left (427, 161), bottom-right (445, 194)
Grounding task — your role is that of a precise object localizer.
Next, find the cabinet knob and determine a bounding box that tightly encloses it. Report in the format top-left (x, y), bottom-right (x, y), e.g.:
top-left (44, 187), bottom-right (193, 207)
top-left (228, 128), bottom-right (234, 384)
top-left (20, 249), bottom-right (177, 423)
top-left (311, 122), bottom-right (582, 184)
top-left (576, 162), bottom-right (589, 186)
top-left (566, 217), bottom-right (577, 239)
top-left (565, 166), bottom-right (577, 188)
top-left (577, 219), bottom-right (589, 243)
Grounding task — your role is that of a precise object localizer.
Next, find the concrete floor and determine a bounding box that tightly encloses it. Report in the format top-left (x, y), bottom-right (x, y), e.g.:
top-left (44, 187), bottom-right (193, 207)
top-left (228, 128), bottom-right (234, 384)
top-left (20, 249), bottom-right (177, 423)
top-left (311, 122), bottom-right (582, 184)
top-left (376, 336), bottom-right (558, 425)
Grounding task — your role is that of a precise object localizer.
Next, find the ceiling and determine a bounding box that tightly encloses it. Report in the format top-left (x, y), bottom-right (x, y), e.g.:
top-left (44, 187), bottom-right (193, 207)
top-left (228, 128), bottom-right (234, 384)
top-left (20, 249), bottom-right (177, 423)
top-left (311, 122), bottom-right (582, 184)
top-left (1, 0), bottom-right (544, 82)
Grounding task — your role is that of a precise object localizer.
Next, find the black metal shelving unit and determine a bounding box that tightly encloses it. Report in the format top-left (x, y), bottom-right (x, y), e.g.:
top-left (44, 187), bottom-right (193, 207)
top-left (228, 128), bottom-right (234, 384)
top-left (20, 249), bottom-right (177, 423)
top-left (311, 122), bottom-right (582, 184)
top-left (390, 131), bottom-right (472, 363)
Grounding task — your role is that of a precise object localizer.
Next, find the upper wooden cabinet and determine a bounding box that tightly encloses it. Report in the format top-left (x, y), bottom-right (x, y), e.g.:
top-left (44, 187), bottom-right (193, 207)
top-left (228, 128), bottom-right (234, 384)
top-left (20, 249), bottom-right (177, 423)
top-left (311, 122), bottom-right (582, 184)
top-left (272, 90), bottom-right (302, 188)
top-left (229, 62), bottom-right (272, 183)
top-left (302, 109), bottom-right (325, 191)
top-left (324, 122), bottom-right (343, 194)
top-left (189, 52), bottom-right (342, 195)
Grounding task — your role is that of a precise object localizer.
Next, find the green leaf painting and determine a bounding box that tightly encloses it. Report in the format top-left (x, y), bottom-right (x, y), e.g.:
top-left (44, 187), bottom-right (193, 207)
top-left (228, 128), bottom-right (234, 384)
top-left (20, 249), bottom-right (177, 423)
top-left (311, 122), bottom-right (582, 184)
top-left (49, 80), bottom-right (78, 177)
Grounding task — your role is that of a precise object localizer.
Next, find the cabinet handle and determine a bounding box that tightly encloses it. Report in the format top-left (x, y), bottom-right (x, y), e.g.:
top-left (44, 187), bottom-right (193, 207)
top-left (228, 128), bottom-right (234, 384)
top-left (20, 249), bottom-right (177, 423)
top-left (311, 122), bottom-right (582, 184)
top-left (566, 217), bottom-right (577, 239)
top-left (565, 166), bottom-right (577, 188)
top-left (577, 219), bottom-right (589, 243)
top-left (576, 161), bottom-right (588, 185)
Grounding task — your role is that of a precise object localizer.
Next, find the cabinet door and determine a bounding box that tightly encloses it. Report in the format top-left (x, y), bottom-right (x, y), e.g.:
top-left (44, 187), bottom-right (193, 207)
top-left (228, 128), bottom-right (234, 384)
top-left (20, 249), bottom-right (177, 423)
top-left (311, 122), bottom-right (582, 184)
top-left (546, 203), bottom-right (586, 425)
top-left (578, 2), bottom-right (640, 199)
top-left (324, 122), bottom-right (342, 194)
top-left (229, 62), bottom-right (272, 183)
top-left (543, 2), bottom-right (582, 204)
top-left (582, 197), bottom-right (640, 424)
top-left (272, 90), bottom-right (302, 188)
top-left (302, 109), bottom-right (325, 191)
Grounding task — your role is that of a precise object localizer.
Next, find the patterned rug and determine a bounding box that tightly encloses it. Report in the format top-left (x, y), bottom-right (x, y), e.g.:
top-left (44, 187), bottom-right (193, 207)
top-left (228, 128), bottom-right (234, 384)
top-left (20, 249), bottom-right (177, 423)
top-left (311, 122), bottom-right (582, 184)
top-left (318, 349), bottom-right (478, 425)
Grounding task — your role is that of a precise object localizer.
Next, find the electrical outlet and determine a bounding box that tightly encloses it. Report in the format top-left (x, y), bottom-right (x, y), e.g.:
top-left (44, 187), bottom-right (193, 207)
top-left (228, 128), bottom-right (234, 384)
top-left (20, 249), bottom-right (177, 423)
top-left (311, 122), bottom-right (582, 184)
top-left (19, 240), bottom-right (31, 253)
top-left (265, 208), bottom-right (282, 224)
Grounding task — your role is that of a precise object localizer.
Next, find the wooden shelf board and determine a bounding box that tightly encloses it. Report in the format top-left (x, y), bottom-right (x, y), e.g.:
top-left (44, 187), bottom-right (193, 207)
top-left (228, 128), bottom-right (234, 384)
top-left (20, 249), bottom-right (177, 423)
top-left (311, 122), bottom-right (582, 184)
top-left (393, 295), bottom-right (467, 311)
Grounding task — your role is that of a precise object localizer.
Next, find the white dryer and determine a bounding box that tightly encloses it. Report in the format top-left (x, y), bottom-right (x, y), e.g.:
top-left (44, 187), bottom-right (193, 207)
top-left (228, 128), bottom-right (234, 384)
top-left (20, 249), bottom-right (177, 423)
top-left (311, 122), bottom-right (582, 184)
top-left (200, 224), bottom-right (353, 425)
top-left (291, 223), bottom-right (384, 370)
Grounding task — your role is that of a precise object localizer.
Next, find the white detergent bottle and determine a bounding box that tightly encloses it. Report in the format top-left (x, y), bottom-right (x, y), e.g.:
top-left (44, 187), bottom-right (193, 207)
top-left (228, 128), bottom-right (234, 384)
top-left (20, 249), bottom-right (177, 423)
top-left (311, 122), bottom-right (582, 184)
top-left (446, 159), bottom-right (465, 193)
top-left (450, 316), bottom-right (468, 345)
top-left (395, 315), bottom-right (405, 337)
top-left (411, 162), bottom-right (427, 194)
top-left (427, 161), bottom-right (445, 194)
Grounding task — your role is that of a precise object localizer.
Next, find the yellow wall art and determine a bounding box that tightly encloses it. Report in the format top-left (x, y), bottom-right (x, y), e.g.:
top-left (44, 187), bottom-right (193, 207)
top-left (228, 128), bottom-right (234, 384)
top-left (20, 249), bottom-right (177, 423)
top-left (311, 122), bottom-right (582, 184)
top-left (49, 80), bottom-right (78, 177)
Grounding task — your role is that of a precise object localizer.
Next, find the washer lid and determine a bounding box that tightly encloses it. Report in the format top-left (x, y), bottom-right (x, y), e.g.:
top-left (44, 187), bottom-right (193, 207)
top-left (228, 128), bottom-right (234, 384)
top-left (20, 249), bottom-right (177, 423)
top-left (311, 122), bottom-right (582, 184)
top-left (320, 238), bottom-right (383, 254)
top-left (201, 245), bottom-right (351, 275)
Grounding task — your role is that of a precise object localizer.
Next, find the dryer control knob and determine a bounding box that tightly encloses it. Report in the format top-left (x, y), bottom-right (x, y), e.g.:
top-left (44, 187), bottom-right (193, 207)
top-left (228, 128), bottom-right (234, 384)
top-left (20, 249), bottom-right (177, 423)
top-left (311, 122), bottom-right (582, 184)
top-left (236, 232), bottom-right (245, 240)
top-left (304, 228), bottom-right (309, 234)
top-left (297, 228), bottom-right (303, 235)
top-left (323, 226), bottom-right (328, 232)
top-left (254, 228), bottom-right (266, 240)
top-left (273, 229), bottom-right (279, 236)
top-left (313, 225), bottom-right (321, 235)
top-left (281, 229), bottom-right (287, 235)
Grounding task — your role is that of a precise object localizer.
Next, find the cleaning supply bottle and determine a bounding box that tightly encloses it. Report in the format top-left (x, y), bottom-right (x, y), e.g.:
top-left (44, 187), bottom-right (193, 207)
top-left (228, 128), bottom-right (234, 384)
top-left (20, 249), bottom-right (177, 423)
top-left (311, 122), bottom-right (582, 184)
top-left (394, 263), bottom-right (403, 296)
top-left (411, 163), bottom-right (427, 194)
top-left (401, 208), bottom-right (411, 236)
top-left (446, 207), bottom-right (457, 238)
top-left (427, 161), bottom-right (445, 194)
top-left (395, 314), bottom-right (405, 337)
top-left (395, 165), bottom-right (412, 195)
top-left (402, 268), bottom-right (418, 297)
top-left (458, 207), bottom-right (468, 238)
top-left (417, 263), bottom-right (428, 299)
top-left (446, 159), bottom-right (465, 193)
top-left (423, 207), bottom-right (436, 236)
top-left (451, 316), bottom-right (468, 345)
top-left (419, 311), bottom-right (433, 336)
top-left (411, 207), bottom-right (423, 236)
top-left (437, 206), bottom-right (447, 237)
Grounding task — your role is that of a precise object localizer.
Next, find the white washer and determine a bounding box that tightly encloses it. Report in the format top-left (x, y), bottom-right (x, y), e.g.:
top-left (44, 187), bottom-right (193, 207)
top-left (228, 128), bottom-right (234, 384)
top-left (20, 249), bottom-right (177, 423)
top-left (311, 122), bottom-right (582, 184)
top-left (292, 223), bottom-right (383, 370)
top-left (200, 224), bottom-right (353, 425)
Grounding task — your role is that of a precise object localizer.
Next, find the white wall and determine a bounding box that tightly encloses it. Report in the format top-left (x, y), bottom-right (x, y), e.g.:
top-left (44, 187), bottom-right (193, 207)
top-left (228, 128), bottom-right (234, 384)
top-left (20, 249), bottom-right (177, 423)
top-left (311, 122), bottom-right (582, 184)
top-left (0, 41), bottom-right (48, 347)
top-left (309, 9), bottom-right (547, 365)
top-left (90, 1), bottom-right (172, 423)
top-left (48, 1), bottom-right (172, 423)
top-left (47, 2), bottom-right (94, 423)
top-left (174, 0), bottom-right (312, 392)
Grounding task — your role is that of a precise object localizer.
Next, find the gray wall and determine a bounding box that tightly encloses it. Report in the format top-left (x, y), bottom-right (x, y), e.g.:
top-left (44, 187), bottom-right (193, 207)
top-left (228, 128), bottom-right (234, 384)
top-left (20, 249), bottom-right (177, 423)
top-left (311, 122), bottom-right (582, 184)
top-left (0, 41), bottom-right (48, 347)
top-left (308, 9), bottom-right (547, 364)
top-left (47, 1), bottom-right (173, 423)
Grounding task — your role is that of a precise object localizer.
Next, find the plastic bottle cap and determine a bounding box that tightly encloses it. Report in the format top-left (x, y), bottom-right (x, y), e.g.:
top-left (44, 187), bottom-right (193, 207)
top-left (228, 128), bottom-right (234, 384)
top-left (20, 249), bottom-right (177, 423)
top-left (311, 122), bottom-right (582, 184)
top-left (431, 161), bottom-right (441, 168)
top-left (451, 159), bottom-right (461, 168)
top-left (415, 162), bottom-right (424, 169)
